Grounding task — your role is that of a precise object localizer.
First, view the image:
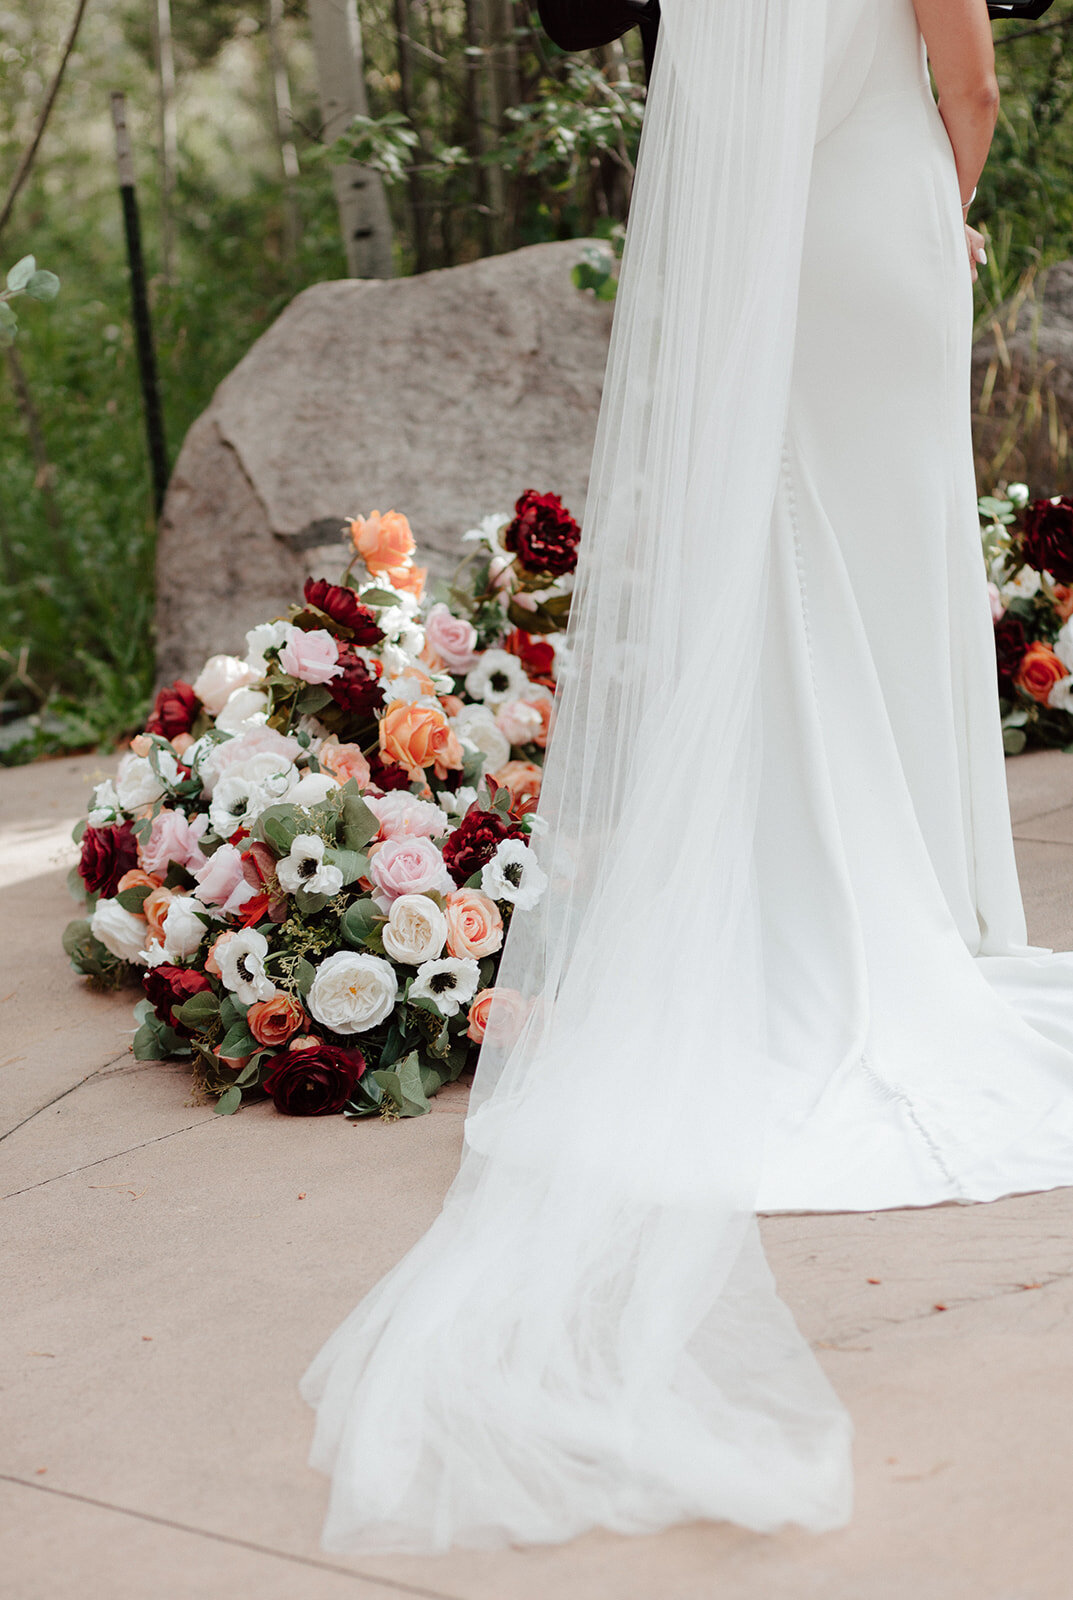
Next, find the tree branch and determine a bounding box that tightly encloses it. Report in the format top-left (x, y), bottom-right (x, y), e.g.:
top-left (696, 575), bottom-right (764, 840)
top-left (0, 0), bottom-right (92, 244)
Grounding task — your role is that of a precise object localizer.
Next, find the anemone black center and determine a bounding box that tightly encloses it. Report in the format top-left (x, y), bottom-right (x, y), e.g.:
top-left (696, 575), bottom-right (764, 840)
top-left (430, 972), bottom-right (455, 993)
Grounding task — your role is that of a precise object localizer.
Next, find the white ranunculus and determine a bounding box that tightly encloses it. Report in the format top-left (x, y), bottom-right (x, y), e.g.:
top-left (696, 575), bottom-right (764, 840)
top-left (87, 778), bottom-right (121, 827)
top-left (450, 703), bottom-right (511, 775)
top-left (158, 896), bottom-right (209, 960)
top-left (308, 950), bottom-right (398, 1034)
top-left (114, 749), bottom-right (179, 810)
top-left (215, 686), bottom-right (270, 734)
top-left (90, 898), bottom-right (149, 965)
top-left (289, 771), bottom-right (340, 810)
top-left (276, 833), bottom-right (344, 897)
top-left (245, 620), bottom-right (295, 675)
top-left (1055, 619), bottom-right (1073, 674)
top-left (464, 649), bottom-right (531, 707)
top-left (192, 653), bottom-right (259, 715)
top-left (382, 894), bottom-right (448, 966)
top-left (409, 955), bottom-right (480, 1017)
top-left (481, 837), bottom-right (548, 910)
top-left (215, 927), bottom-right (276, 1005)
top-left (208, 752), bottom-right (300, 836)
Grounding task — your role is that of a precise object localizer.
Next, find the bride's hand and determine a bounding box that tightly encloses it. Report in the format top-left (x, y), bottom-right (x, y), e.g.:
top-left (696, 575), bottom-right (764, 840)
top-left (965, 221), bottom-right (987, 282)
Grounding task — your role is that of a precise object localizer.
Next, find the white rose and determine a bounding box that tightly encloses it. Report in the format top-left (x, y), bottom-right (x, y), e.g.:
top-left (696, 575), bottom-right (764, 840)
top-left (1055, 619), bottom-right (1073, 674)
top-left (215, 927), bottom-right (276, 1005)
top-left (1007, 482), bottom-right (1030, 509)
top-left (215, 686), bottom-right (270, 733)
top-left (439, 785), bottom-right (479, 819)
top-left (192, 654), bottom-right (259, 715)
top-left (245, 620), bottom-right (295, 675)
top-left (87, 778), bottom-right (121, 827)
top-left (90, 898), bottom-right (149, 965)
top-left (114, 750), bottom-right (178, 810)
top-left (289, 771), bottom-right (340, 810)
top-left (382, 894), bottom-right (448, 965)
top-left (308, 950), bottom-right (398, 1034)
top-left (1048, 674), bottom-right (1073, 713)
top-left (276, 834), bottom-right (344, 897)
top-left (158, 896), bottom-right (209, 960)
top-left (450, 703), bottom-right (510, 774)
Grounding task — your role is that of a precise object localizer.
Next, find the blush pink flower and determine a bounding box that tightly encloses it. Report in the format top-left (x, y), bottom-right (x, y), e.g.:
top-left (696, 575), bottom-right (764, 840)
top-left (194, 842), bottom-right (257, 916)
top-left (367, 835), bottom-right (454, 909)
top-left (494, 698), bottom-right (543, 747)
top-left (139, 808), bottom-right (209, 877)
top-left (424, 602), bottom-right (481, 672)
top-left (318, 738), bottom-right (372, 789)
top-left (279, 628), bottom-right (343, 685)
top-left (364, 791), bottom-right (450, 842)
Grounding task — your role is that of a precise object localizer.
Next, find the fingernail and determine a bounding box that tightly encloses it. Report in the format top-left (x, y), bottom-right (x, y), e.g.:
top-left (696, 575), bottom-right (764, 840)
top-left (976, 248), bottom-right (988, 264)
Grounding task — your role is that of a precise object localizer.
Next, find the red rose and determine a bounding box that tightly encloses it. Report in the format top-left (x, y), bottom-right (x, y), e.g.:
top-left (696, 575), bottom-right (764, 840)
top-left (327, 649), bottom-right (385, 719)
top-left (78, 822), bottom-right (140, 898)
top-left (994, 615), bottom-right (1028, 688)
top-left (303, 579), bottom-right (383, 646)
top-left (442, 805), bottom-right (527, 887)
top-left (146, 679), bottom-right (200, 740)
top-left (1021, 497), bottom-right (1073, 586)
top-left (142, 964), bottom-right (214, 1033)
top-left (366, 751), bottom-right (412, 792)
top-left (262, 1042), bottom-right (367, 1115)
top-left (504, 489), bottom-right (580, 577)
top-left (503, 627), bottom-right (556, 682)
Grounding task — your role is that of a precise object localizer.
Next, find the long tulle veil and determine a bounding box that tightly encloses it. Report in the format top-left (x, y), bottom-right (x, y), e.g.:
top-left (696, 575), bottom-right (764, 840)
top-left (301, 0), bottom-right (854, 1552)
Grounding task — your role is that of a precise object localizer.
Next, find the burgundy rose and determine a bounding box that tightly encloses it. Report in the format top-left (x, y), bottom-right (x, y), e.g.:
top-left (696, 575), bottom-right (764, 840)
top-left (994, 614), bottom-right (1028, 688)
top-left (367, 751), bottom-right (413, 792)
top-left (503, 489), bottom-right (581, 577)
top-left (78, 822), bottom-right (140, 898)
top-left (327, 649), bottom-right (385, 719)
top-left (1021, 497), bottom-right (1073, 586)
top-left (143, 964), bottom-right (214, 1033)
top-left (442, 805), bottom-right (527, 887)
top-left (146, 679), bottom-right (200, 740)
top-left (303, 579), bottom-right (383, 646)
top-left (262, 1042), bottom-right (367, 1116)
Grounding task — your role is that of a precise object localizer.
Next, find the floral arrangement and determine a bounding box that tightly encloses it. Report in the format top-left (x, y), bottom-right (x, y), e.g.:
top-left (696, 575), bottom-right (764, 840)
top-left (982, 484), bottom-right (1073, 754)
top-left (62, 490), bottom-right (579, 1118)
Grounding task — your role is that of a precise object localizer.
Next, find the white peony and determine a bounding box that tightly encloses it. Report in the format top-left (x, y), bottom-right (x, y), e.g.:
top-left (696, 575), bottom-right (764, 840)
top-left (215, 686), bottom-right (270, 734)
top-left (276, 834), bottom-right (345, 897)
top-left (382, 894), bottom-right (448, 965)
top-left (195, 725), bottom-right (301, 796)
top-left (192, 654), bottom-right (259, 715)
top-left (464, 649), bottom-right (531, 707)
top-left (289, 771), bottom-right (341, 810)
top-left (308, 950), bottom-right (398, 1034)
top-left (245, 620), bottom-right (295, 675)
top-left (481, 837), bottom-right (548, 910)
top-left (450, 703), bottom-right (511, 774)
top-left (409, 955), bottom-right (480, 1017)
top-left (215, 927), bottom-right (276, 1005)
top-left (87, 778), bottom-right (121, 827)
top-left (90, 898), bottom-right (149, 965)
top-left (114, 749), bottom-right (180, 810)
top-left (208, 753), bottom-right (300, 836)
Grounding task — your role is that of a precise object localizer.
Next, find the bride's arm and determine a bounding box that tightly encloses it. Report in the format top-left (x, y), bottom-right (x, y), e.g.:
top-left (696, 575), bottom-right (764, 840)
top-left (913, 0), bottom-right (1000, 206)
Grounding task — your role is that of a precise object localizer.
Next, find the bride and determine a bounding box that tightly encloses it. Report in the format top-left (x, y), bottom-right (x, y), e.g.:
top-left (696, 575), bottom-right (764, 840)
top-left (301, 0), bottom-right (1073, 1553)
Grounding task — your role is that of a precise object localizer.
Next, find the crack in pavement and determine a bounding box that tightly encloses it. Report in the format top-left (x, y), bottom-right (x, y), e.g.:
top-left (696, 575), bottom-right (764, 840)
top-left (2, 1116), bottom-right (221, 1201)
top-left (0, 1474), bottom-right (465, 1600)
top-left (0, 1050), bottom-right (133, 1145)
top-left (809, 1266), bottom-right (1073, 1349)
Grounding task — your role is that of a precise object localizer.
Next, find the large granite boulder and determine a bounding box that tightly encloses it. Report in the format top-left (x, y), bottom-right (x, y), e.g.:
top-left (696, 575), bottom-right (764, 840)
top-left (156, 239), bottom-right (614, 682)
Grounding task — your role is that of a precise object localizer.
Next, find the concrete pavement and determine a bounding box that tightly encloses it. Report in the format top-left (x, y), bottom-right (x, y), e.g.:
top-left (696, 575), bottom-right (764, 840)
top-left (4, 749), bottom-right (1073, 1600)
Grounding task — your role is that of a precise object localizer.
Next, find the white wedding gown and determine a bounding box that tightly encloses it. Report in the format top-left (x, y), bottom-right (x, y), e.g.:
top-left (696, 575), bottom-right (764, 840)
top-left (301, 0), bottom-right (1073, 1555)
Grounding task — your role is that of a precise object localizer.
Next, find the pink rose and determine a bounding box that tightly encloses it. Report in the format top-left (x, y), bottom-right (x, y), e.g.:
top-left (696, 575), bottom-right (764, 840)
top-left (445, 889), bottom-right (503, 959)
top-left (494, 698), bottom-right (543, 747)
top-left (424, 602), bottom-right (481, 672)
top-left (279, 628), bottom-right (343, 685)
top-left (367, 835), bottom-right (454, 909)
top-left (194, 842), bottom-right (256, 915)
top-left (466, 986), bottom-right (530, 1047)
top-left (318, 738), bottom-right (372, 788)
top-left (988, 582), bottom-right (1005, 623)
top-left (364, 791), bottom-right (450, 841)
top-left (140, 807), bottom-right (209, 876)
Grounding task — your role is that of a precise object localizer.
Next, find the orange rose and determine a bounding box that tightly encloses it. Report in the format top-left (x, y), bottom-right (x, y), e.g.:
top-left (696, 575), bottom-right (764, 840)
top-left (247, 993), bottom-right (307, 1048)
top-left (116, 868), bottom-right (162, 905)
top-left (445, 889), bottom-right (504, 960)
top-left (466, 986), bottom-right (530, 1047)
top-left (349, 510), bottom-right (415, 575)
top-left (318, 737), bottom-right (371, 789)
top-left (1015, 640), bottom-right (1067, 705)
top-left (383, 561), bottom-right (427, 600)
top-left (489, 759), bottom-right (542, 809)
top-left (143, 886), bottom-right (177, 944)
top-left (379, 699), bottom-right (464, 781)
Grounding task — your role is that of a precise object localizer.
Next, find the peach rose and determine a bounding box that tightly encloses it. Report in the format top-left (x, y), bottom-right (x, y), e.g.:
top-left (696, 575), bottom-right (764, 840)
top-left (445, 889), bottom-right (504, 960)
top-left (349, 510), bottom-right (415, 575)
top-left (489, 759), bottom-right (542, 809)
top-left (521, 695), bottom-right (554, 747)
top-left (129, 733), bottom-right (154, 758)
top-left (466, 986), bottom-right (530, 1047)
top-left (383, 561), bottom-right (427, 600)
top-left (143, 885), bottom-right (177, 945)
top-left (247, 993), bottom-right (307, 1048)
top-left (1016, 641), bottom-right (1067, 705)
top-left (205, 930), bottom-right (235, 978)
top-left (116, 869), bottom-right (162, 904)
top-left (379, 699), bottom-right (464, 781)
top-left (318, 737), bottom-right (371, 789)
top-left (288, 1034), bottom-right (322, 1051)
top-left (1053, 584), bottom-right (1073, 622)
top-left (172, 732), bottom-right (195, 756)
top-left (439, 693), bottom-right (465, 718)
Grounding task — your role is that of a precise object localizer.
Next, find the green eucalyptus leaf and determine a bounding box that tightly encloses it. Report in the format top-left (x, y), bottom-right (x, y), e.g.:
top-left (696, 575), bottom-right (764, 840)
top-left (215, 1085), bottom-right (243, 1115)
top-left (133, 1021), bottom-right (167, 1061)
top-left (24, 268), bottom-right (60, 301)
top-left (339, 790), bottom-right (380, 851)
top-left (116, 884), bottom-right (153, 913)
top-left (6, 254), bottom-right (35, 291)
top-left (324, 846), bottom-right (366, 886)
top-left (173, 990), bottom-right (220, 1029)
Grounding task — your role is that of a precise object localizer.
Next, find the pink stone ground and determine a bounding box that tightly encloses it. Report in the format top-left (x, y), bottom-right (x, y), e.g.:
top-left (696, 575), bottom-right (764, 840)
top-left (3, 750), bottom-right (1073, 1600)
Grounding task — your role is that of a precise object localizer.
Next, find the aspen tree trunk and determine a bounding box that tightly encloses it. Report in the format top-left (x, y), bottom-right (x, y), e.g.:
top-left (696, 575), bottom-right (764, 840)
top-left (478, 0), bottom-right (519, 253)
top-left (266, 0), bottom-right (301, 262)
top-left (309, 0), bottom-right (395, 278)
top-left (392, 0), bottom-right (432, 271)
top-left (154, 0), bottom-right (178, 281)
